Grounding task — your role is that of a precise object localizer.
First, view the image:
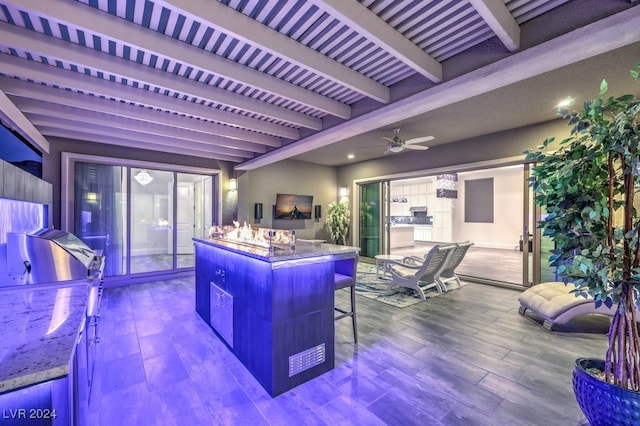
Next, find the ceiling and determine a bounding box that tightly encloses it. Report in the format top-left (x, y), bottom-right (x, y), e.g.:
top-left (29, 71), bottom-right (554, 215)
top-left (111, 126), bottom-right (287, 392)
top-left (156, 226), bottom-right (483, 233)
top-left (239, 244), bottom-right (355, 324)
top-left (0, 0), bottom-right (639, 171)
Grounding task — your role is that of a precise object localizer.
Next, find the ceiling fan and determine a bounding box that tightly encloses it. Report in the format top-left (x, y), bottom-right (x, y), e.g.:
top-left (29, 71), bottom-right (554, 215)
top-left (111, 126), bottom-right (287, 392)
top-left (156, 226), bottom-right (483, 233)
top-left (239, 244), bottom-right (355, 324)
top-left (382, 128), bottom-right (434, 154)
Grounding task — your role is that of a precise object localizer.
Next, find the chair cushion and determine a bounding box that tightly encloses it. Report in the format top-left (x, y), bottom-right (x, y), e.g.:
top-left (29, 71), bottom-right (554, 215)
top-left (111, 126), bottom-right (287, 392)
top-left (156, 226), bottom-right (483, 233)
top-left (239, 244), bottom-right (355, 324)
top-left (334, 273), bottom-right (354, 290)
top-left (518, 281), bottom-right (591, 321)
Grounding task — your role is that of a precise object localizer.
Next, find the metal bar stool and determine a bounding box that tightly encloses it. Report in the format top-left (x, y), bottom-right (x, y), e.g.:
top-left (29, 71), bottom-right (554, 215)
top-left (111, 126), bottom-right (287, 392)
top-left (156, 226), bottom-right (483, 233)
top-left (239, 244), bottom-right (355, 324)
top-left (334, 254), bottom-right (358, 343)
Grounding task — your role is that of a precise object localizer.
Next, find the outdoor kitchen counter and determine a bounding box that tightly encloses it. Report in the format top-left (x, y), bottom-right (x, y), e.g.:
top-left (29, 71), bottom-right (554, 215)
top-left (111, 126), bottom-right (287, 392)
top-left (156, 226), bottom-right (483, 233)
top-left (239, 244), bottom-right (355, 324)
top-left (193, 237), bottom-right (359, 396)
top-left (0, 280), bottom-right (88, 393)
top-left (193, 237), bottom-right (359, 264)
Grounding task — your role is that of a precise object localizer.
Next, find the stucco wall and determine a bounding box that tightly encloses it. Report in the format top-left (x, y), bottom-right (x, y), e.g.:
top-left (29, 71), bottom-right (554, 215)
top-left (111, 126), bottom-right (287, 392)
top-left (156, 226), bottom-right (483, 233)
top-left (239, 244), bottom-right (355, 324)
top-left (239, 159), bottom-right (337, 241)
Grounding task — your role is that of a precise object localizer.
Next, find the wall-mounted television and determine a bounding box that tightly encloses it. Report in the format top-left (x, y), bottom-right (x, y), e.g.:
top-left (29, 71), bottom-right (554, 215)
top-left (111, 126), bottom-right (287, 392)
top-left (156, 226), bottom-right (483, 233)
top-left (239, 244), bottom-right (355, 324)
top-left (275, 193), bottom-right (313, 220)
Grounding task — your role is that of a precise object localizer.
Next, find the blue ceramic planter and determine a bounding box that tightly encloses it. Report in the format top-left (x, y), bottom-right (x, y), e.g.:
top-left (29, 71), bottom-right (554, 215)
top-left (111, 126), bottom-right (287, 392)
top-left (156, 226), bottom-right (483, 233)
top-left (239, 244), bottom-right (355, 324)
top-left (573, 358), bottom-right (640, 425)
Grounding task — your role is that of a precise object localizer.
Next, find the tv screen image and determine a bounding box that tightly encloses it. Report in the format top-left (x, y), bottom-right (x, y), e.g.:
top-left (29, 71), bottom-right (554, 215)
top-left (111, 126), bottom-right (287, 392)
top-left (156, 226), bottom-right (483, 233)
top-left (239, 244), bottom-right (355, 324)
top-left (275, 194), bottom-right (313, 220)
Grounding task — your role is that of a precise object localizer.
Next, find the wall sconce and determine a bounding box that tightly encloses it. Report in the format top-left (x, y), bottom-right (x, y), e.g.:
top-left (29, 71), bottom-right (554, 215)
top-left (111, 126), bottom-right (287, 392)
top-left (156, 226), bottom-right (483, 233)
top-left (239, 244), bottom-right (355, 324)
top-left (229, 178), bottom-right (237, 191)
top-left (254, 203), bottom-right (263, 220)
top-left (339, 187), bottom-right (348, 197)
top-left (314, 205), bottom-right (321, 219)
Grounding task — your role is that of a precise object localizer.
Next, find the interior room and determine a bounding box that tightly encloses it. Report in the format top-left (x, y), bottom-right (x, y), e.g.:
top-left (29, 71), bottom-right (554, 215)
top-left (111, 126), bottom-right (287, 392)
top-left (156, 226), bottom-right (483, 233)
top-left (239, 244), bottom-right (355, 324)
top-left (0, 1), bottom-right (638, 425)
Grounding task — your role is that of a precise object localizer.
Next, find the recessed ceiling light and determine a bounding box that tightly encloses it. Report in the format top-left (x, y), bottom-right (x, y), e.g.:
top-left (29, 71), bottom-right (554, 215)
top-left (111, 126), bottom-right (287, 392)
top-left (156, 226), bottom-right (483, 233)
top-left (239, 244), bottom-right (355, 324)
top-left (347, 154), bottom-right (354, 159)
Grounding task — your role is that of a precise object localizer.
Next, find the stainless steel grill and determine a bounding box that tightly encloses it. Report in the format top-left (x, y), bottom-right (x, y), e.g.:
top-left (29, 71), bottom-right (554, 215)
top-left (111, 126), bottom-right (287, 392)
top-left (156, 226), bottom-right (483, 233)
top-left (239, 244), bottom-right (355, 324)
top-left (6, 228), bottom-right (104, 284)
top-left (3, 228), bottom-right (105, 410)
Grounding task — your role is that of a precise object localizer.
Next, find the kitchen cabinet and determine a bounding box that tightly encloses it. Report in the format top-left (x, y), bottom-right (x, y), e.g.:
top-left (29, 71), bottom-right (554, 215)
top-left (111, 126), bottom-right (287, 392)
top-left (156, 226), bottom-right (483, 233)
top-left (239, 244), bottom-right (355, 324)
top-left (0, 281), bottom-right (93, 426)
top-left (414, 225), bottom-right (433, 242)
top-left (390, 225), bottom-right (415, 248)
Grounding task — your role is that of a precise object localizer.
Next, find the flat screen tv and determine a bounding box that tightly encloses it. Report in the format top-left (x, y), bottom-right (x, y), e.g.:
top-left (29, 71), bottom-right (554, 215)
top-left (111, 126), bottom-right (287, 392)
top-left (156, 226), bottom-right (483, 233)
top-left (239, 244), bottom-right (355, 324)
top-left (275, 193), bottom-right (313, 220)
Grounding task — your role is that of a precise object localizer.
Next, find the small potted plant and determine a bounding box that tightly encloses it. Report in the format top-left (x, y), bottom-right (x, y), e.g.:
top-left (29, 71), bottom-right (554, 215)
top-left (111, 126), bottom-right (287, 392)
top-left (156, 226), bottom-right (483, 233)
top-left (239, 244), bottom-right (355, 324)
top-left (326, 201), bottom-right (350, 245)
top-left (525, 63), bottom-right (640, 424)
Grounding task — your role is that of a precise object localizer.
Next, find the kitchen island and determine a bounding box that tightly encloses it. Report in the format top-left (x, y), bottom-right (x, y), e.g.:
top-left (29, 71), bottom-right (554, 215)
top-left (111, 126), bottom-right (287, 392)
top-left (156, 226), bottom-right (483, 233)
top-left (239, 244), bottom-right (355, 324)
top-left (193, 235), bottom-right (359, 397)
top-left (389, 224), bottom-right (415, 249)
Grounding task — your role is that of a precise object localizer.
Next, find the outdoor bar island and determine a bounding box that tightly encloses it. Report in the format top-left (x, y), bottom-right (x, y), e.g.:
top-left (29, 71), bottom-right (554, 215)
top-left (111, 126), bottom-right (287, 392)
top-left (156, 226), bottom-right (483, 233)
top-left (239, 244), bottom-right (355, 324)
top-left (193, 225), bottom-right (359, 396)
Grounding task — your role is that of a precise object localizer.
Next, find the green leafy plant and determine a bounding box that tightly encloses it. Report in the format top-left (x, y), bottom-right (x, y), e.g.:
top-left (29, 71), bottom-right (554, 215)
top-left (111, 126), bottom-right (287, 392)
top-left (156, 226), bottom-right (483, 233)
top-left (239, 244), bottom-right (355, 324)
top-left (326, 201), bottom-right (350, 245)
top-left (525, 63), bottom-right (640, 391)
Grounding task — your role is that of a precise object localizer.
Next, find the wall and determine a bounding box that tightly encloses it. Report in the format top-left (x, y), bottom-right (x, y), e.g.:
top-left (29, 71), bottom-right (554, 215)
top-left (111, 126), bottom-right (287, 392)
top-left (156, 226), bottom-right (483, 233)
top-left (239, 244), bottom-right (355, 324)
top-left (338, 120), bottom-right (569, 185)
top-left (239, 159), bottom-right (337, 241)
top-left (336, 119), bottom-right (572, 246)
top-left (454, 167), bottom-right (523, 250)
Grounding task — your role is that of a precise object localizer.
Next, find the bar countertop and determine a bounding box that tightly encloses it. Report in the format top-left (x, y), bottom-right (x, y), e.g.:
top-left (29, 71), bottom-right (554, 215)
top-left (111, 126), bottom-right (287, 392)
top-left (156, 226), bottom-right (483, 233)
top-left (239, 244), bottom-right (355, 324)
top-left (0, 281), bottom-right (88, 393)
top-left (193, 237), bottom-right (359, 263)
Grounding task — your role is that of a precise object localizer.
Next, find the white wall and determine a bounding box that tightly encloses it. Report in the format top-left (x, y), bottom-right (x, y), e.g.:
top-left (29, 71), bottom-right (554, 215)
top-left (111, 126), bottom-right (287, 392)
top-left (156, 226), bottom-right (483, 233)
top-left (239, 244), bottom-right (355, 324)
top-left (454, 166), bottom-right (523, 250)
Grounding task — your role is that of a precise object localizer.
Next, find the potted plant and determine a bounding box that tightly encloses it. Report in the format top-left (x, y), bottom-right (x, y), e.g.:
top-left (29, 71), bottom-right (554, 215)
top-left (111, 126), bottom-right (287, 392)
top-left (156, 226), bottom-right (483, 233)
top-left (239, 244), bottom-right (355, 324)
top-left (525, 63), bottom-right (640, 424)
top-left (326, 201), bottom-right (350, 245)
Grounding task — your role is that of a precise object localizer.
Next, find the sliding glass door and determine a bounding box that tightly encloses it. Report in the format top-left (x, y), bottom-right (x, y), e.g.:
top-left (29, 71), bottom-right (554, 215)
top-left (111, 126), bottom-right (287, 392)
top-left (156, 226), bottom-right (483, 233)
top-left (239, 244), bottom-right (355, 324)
top-left (130, 168), bottom-right (174, 274)
top-left (68, 156), bottom-right (216, 280)
top-left (358, 181), bottom-right (390, 258)
top-left (363, 164), bottom-right (545, 287)
top-left (74, 162), bottom-right (127, 277)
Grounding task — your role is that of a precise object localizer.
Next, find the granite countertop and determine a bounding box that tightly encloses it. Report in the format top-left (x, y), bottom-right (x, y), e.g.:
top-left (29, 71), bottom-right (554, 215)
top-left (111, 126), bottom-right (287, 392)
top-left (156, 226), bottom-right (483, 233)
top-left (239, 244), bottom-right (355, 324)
top-left (0, 280), bottom-right (88, 393)
top-left (194, 237), bottom-right (359, 263)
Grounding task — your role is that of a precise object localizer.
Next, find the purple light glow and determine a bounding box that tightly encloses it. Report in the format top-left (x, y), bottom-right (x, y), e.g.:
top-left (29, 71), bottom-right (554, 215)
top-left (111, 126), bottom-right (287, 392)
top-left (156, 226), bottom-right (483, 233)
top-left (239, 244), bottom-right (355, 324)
top-left (0, 198), bottom-right (44, 244)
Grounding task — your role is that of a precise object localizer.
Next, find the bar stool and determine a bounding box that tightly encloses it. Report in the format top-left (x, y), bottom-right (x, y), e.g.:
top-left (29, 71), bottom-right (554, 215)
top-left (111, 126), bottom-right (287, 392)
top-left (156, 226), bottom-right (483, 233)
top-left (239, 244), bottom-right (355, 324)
top-left (334, 254), bottom-right (358, 343)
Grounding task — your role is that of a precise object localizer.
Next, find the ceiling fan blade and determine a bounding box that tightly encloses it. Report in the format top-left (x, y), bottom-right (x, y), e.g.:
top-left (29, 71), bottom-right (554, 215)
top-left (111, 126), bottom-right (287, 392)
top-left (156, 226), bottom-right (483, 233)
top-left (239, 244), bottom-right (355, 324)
top-left (405, 136), bottom-right (434, 145)
top-left (381, 137), bottom-right (395, 143)
top-left (405, 145), bottom-right (429, 151)
top-left (383, 149), bottom-right (392, 155)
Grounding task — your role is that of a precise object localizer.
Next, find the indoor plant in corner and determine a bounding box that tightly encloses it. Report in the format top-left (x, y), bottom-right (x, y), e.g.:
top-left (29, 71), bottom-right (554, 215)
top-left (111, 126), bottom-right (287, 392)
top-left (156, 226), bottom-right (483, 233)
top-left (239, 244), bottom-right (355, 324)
top-left (525, 63), bottom-right (640, 424)
top-left (326, 201), bottom-right (350, 245)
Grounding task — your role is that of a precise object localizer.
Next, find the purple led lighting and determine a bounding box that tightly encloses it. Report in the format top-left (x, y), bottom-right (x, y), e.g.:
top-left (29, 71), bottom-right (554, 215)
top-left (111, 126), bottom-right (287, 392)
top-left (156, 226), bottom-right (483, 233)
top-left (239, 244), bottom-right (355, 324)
top-left (0, 198), bottom-right (44, 244)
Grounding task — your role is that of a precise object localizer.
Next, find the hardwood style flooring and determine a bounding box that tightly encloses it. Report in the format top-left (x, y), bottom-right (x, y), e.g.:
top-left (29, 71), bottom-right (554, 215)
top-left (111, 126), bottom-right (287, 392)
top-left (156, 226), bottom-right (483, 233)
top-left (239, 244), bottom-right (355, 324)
top-left (87, 275), bottom-right (609, 425)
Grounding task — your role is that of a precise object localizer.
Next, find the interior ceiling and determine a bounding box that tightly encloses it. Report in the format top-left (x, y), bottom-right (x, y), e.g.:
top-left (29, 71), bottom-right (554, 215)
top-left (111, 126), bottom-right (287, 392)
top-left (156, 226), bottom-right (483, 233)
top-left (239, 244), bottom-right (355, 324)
top-left (0, 0), bottom-right (639, 171)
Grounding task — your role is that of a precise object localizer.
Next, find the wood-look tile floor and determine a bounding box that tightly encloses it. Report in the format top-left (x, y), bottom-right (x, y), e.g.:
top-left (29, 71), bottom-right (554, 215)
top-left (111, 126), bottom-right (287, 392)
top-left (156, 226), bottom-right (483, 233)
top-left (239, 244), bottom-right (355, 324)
top-left (88, 276), bottom-right (609, 425)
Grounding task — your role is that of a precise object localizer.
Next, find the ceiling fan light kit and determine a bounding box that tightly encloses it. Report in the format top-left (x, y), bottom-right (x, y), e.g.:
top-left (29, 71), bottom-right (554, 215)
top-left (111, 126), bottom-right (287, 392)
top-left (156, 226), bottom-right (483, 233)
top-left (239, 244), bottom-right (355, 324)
top-left (382, 128), bottom-right (433, 154)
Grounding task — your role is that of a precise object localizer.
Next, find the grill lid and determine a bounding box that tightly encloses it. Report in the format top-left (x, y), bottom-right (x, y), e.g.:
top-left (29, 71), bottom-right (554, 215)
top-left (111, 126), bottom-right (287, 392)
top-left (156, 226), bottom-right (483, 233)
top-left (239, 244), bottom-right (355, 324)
top-left (30, 228), bottom-right (96, 267)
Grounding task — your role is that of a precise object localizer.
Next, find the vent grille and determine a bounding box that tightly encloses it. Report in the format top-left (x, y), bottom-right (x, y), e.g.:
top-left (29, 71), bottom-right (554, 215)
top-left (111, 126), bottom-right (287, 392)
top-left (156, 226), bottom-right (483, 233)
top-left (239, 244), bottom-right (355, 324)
top-left (288, 343), bottom-right (325, 377)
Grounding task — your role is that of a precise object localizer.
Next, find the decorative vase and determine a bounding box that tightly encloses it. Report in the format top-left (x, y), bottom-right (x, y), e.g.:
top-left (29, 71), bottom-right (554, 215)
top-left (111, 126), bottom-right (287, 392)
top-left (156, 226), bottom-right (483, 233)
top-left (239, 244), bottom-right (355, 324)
top-left (573, 357), bottom-right (640, 425)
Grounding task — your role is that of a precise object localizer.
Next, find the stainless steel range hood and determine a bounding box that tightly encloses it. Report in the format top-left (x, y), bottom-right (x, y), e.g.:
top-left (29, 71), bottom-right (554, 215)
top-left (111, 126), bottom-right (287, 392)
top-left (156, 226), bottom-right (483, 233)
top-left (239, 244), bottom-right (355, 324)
top-left (409, 206), bottom-right (428, 213)
top-left (6, 228), bottom-right (104, 284)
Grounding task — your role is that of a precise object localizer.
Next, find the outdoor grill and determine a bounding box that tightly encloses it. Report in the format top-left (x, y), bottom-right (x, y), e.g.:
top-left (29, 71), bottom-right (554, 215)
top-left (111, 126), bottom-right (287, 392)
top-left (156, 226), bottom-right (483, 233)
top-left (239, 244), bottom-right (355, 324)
top-left (5, 228), bottom-right (104, 285)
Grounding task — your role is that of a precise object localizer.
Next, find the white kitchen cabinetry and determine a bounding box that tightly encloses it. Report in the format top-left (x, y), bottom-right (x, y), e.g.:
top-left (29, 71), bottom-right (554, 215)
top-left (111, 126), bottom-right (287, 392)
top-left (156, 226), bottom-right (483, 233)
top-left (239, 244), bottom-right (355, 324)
top-left (390, 226), bottom-right (415, 248)
top-left (413, 225), bottom-right (433, 241)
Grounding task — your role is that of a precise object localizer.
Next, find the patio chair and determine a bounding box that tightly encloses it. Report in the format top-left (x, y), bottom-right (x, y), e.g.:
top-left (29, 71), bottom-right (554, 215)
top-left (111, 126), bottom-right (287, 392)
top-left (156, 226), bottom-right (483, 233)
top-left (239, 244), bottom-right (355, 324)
top-left (386, 244), bottom-right (456, 299)
top-left (437, 241), bottom-right (474, 292)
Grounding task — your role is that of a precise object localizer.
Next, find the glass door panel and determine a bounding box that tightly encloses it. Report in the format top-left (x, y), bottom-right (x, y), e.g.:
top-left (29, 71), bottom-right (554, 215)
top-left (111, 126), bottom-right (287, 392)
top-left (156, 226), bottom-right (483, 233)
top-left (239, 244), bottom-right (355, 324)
top-left (359, 182), bottom-right (384, 258)
top-left (176, 173), bottom-right (213, 269)
top-left (74, 163), bottom-right (126, 277)
top-left (130, 168), bottom-right (174, 274)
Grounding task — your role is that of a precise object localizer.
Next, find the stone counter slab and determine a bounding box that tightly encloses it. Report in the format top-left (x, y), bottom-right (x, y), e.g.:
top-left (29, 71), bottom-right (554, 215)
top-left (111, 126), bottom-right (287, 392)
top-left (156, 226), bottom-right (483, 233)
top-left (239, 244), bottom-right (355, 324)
top-left (0, 282), bottom-right (87, 393)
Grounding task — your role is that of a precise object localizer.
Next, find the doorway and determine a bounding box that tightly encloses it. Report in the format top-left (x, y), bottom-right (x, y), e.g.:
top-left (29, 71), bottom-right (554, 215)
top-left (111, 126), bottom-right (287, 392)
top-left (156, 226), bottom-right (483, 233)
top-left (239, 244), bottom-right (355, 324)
top-left (356, 164), bottom-right (542, 287)
top-left (63, 154), bottom-right (218, 281)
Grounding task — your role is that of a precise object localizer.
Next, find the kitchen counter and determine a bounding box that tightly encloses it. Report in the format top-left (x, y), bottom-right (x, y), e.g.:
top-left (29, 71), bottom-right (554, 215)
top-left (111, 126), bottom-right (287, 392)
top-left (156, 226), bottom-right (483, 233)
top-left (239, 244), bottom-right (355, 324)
top-left (0, 280), bottom-right (88, 393)
top-left (193, 238), bottom-right (359, 396)
top-left (390, 225), bottom-right (415, 249)
top-left (194, 237), bottom-right (359, 265)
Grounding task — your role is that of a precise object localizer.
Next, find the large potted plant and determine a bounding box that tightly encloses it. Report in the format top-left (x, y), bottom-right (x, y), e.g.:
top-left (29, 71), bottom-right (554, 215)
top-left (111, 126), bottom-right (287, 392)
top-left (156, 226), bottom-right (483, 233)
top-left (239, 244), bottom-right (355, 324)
top-left (525, 63), bottom-right (640, 424)
top-left (326, 201), bottom-right (350, 245)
